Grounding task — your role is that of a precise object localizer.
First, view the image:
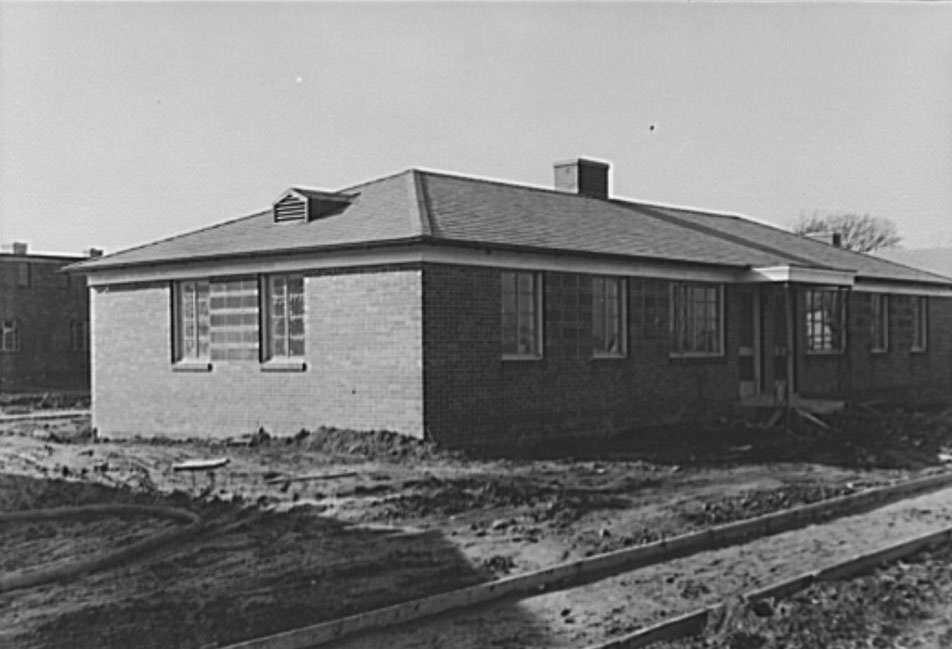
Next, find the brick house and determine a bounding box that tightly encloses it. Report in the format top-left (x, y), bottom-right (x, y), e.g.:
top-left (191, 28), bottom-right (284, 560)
top-left (71, 160), bottom-right (952, 447)
top-left (1, 243), bottom-right (92, 392)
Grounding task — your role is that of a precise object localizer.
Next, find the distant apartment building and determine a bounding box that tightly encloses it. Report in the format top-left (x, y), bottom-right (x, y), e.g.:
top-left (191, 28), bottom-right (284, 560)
top-left (0, 242), bottom-right (95, 392)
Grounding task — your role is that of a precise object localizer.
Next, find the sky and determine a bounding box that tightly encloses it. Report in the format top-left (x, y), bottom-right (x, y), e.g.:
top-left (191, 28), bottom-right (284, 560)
top-left (1, 2), bottom-right (951, 257)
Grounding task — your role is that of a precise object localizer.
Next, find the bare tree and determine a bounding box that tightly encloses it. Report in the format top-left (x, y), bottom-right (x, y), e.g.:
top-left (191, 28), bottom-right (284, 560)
top-left (793, 211), bottom-right (902, 253)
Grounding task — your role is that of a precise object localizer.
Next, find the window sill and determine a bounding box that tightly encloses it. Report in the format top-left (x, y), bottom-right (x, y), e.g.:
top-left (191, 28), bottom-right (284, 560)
top-left (261, 359), bottom-right (307, 372)
top-left (805, 350), bottom-right (845, 356)
top-left (172, 360), bottom-right (212, 372)
top-left (870, 348), bottom-right (888, 355)
top-left (501, 354), bottom-right (543, 362)
top-left (911, 347), bottom-right (928, 354)
top-left (669, 351), bottom-right (724, 359)
top-left (592, 352), bottom-right (627, 360)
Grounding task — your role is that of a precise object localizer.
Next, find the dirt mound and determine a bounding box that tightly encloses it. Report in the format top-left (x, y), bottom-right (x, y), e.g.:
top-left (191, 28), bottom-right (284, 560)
top-left (369, 474), bottom-right (651, 527)
top-left (681, 484), bottom-right (859, 527)
top-left (296, 427), bottom-right (464, 462)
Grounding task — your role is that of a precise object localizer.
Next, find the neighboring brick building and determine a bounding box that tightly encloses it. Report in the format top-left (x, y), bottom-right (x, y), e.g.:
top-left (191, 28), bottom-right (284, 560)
top-left (1, 243), bottom-right (92, 392)
top-left (71, 160), bottom-right (952, 447)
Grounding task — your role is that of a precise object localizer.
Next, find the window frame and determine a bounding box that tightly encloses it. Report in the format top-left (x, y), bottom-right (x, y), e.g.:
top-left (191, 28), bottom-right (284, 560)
top-left (172, 279), bottom-right (211, 368)
top-left (592, 275), bottom-right (627, 358)
top-left (669, 282), bottom-right (724, 358)
top-left (912, 295), bottom-right (928, 352)
top-left (1, 320), bottom-right (19, 352)
top-left (70, 320), bottom-right (89, 352)
top-left (261, 273), bottom-right (307, 370)
top-left (870, 293), bottom-right (888, 353)
top-left (16, 262), bottom-right (30, 288)
top-left (805, 287), bottom-right (847, 355)
top-left (500, 270), bottom-right (543, 360)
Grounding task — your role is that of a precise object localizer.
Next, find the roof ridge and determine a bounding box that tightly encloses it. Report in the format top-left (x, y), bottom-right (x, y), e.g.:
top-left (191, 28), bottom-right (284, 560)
top-left (403, 170), bottom-right (429, 237)
top-left (338, 168), bottom-right (416, 193)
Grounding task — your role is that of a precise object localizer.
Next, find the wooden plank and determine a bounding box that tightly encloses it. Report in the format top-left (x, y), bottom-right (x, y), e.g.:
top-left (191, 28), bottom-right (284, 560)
top-left (172, 457), bottom-right (230, 472)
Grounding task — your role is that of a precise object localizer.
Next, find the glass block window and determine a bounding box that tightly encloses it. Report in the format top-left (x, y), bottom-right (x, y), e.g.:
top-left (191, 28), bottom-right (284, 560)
top-left (671, 283), bottom-right (722, 355)
top-left (209, 278), bottom-right (259, 361)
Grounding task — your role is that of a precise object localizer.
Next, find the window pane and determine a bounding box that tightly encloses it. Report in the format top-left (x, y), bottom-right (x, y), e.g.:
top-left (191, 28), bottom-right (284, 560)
top-left (288, 337), bottom-right (305, 357)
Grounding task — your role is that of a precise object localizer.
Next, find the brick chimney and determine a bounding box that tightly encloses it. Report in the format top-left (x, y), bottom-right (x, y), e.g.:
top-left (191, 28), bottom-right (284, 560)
top-left (12, 241), bottom-right (28, 255)
top-left (553, 158), bottom-right (610, 199)
top-left (85, 247), bottom-right (104, 258)
top-left (805, 231), bottom-right (842, 248)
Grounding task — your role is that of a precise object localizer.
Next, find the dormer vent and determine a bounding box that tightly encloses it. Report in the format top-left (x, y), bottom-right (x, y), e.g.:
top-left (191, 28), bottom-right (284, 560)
top-left (272, 188), bottom-right (357, 223)
top-left (274, 193), bottom-right (308, 222)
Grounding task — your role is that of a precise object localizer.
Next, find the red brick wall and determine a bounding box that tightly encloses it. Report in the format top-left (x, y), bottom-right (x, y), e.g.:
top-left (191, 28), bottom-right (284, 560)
top-left (421, 264), bottom-right (742, 448)
top-left (798, 292), bottom-right (952, 405)
top-left (0, 257), bottom-right (89, 392)
top-left (91, 269), bottom-right (423, 439)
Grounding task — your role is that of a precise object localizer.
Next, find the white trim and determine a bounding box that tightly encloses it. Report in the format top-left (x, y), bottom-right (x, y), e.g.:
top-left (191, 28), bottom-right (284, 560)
top-left (745, 265), bottom-right (855, 287)
top-left (172, 360), bottom-right (212, 372)
top-left (85, 244), bottom-right (747, 287)
top-left (82, 244), bottom-right (952, 297)
top-left (853, 281), bottom-right (952, 297)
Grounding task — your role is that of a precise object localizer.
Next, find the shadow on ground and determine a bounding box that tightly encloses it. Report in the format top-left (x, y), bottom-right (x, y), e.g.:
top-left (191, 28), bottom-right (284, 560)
top-left (0, 473), bottom-right (552, 649)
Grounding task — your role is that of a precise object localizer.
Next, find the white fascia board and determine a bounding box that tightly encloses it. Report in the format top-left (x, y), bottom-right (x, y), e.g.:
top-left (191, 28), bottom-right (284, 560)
top-left (852, 280), bottom-right (952, 297)
top-left (744, 265), bottom-right (855, 287)
top-left (85, 243), bottom-right (745, 287)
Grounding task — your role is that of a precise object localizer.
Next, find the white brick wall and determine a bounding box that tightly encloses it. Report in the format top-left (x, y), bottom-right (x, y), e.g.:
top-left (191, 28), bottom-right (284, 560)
top-left (91, 271), bottom-right (424, 439)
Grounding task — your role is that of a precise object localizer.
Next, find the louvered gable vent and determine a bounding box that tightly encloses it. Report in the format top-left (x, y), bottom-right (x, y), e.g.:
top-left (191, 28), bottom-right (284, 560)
top-left (273, 193), bottom-right (308, 222)
top-left (272, 188), bottom-right (356, 223)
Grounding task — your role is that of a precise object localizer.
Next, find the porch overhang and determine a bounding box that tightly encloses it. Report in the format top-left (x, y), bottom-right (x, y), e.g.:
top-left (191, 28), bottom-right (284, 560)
top-left (743, 264), bottom-right (855, 287)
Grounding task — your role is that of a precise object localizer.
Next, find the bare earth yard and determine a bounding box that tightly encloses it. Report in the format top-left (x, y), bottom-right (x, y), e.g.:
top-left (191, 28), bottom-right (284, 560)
top-left (0, 404), bottom-right (950, 648)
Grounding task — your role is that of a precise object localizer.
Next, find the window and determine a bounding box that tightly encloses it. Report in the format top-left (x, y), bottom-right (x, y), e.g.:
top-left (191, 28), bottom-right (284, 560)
top-left (805, 288), bottom-right (846, 353)
top-left (209, 278), bottom-right (260, 361)
top-left (70, 320), bottom-right (88, 352)
top-left (912, 296), bottom-right (928, 352)
top-left (592, 276), bottom-right (626, 357)
top-left (671, 283), bottom-right (722, 355)
top-left (175, 280), bottom-right (210, 361)
top-left (501, 270), bottom-right (542, 357)
top-left (870, 294), bottom-right (888, 353)
top-left (1, 320), bottom-right (19, 352)
top-left (266, 275), bottom-right (305, 359)
top-left (17, 262), bottom-right (30, 288)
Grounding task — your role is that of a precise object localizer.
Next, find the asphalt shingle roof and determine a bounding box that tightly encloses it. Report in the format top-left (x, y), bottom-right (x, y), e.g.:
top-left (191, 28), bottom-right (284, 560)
top-left (72, 168), bottom-right (952, 286)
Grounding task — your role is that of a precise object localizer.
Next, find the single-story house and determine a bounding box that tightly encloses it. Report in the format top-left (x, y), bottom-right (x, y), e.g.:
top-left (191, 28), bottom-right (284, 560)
top-left (71, 159), bottom-right (952, 447)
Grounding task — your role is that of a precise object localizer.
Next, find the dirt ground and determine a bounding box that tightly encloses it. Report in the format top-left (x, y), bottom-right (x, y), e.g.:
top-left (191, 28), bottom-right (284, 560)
top-left (1, 403), bottom-right (951, 648)
top-left (664, 541), bottom-right (952, 649)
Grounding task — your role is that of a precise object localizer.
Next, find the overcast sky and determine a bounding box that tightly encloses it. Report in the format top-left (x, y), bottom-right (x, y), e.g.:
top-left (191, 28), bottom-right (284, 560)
top-left (1, 2), bottom-right (950, 256)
